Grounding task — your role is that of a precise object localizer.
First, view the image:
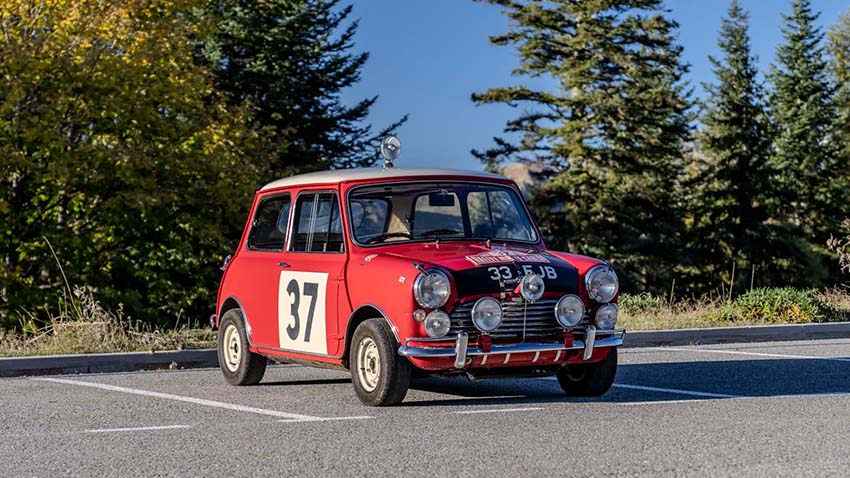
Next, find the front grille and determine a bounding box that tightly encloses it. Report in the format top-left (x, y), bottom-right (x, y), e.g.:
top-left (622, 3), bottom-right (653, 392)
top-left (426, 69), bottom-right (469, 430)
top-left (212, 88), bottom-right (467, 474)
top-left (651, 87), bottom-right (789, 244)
top-left (449, 299), bottom-right (561, 341)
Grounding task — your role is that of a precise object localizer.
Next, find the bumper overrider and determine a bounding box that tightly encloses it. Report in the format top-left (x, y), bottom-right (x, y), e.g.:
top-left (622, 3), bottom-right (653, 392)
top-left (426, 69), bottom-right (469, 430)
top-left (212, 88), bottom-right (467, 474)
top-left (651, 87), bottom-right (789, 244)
top-left (398, 326), bottom-right (625, 369)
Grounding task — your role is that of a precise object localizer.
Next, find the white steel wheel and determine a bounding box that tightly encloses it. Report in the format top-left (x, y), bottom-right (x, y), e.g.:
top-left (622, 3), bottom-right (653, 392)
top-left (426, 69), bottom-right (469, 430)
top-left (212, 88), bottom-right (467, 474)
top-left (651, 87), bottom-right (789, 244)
top-left (217, 309), bottom-right (267, 386)
top-left (222, 323), bottom-right (241, 373)
top-left (356, 337), bottom-right (382, 393)
top-left (349, 318), bottom-right (412, 406)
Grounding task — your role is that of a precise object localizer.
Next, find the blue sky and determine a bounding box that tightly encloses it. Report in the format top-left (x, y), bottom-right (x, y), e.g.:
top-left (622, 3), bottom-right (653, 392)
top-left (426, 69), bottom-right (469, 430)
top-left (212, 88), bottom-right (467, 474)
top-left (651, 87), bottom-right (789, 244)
top-left (340, 0), bottom-right (849, 171)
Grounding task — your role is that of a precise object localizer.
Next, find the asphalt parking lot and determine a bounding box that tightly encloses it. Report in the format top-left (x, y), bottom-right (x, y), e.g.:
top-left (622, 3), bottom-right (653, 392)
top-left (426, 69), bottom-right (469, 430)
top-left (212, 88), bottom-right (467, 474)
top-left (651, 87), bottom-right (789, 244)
top-left (3, 339), bottom-right (850, 478)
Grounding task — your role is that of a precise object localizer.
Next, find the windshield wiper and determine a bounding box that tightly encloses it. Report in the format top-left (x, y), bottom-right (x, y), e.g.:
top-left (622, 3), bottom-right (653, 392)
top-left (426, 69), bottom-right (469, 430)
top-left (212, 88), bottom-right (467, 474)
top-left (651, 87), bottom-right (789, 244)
top-left (418, 228), bottom-right (462, 238)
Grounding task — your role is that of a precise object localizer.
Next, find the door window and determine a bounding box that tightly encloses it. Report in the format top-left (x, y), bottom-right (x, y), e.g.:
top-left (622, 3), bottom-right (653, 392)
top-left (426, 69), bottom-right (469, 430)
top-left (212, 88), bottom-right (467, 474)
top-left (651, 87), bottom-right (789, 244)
top-left (248, 194), bottom-right (291, 251)
top-left (291, 192), bottom-right (344, 253)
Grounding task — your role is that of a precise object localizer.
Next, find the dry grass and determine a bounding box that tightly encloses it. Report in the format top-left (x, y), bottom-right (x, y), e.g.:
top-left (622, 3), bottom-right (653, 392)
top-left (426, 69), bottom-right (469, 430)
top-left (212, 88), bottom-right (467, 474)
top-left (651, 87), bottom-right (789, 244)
top-left (0, 238), bottom-right (214, 357)
top-left (0, 286), bottom-right (215, 357)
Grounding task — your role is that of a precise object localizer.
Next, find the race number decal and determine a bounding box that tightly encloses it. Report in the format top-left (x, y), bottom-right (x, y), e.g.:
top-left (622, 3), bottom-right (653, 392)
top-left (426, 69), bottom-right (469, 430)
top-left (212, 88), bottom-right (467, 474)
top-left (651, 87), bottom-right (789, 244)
top-left (278, 271), bottom-right (329, 355)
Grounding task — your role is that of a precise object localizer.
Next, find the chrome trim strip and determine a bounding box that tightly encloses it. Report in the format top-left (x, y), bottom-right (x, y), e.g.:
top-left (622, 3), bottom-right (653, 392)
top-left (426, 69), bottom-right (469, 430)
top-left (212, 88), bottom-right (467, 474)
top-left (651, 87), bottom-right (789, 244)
top-left (554, 350), bottom-right (562, 362)
top-left (532, 351), bottom-right (540, 363)
top-left (481, 354), bottom-right (488, 366)
top-left (583, 325), bottom-right (597, 361)
top-left (503, 353), bottom-right (511, 364)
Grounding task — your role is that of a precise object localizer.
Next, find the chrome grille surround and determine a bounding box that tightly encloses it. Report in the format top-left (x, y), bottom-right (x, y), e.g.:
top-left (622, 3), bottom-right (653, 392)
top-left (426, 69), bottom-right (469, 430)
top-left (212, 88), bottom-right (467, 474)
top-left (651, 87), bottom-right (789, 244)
top-left (449, 299), bottom-right (578, 341)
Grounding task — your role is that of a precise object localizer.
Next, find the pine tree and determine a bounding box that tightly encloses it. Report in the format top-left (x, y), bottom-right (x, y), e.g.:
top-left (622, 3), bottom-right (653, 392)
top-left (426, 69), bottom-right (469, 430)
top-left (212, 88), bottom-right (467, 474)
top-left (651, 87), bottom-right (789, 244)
top-left (828, 9), bottom-right (850, 201)
top-left (690, 0), bottom-right (812, 290)
top-left (202, 0), bottom-right (406, 176)
top-left (472, 0), bottom-right (693, 292)
top-left (768, 0), bottom-right (841, 263)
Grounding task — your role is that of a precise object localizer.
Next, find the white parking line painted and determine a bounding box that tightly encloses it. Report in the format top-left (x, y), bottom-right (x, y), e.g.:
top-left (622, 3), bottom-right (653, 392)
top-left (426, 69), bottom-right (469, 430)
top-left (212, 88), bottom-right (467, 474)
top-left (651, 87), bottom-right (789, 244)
top-left (618, 399), bottom-right (711, 406)
top-left (278, 416), bottom-right (373, 423)
top-left (452, 407), bottom-right (544, 415)
top-left (33, 377), bottom-right (371, 422)
top-left (84, 425), bottom-right (191, 434)
top-left (658, 347), bottom-right (850, 363)
top-left (612, 383), bottom-right (741, 399)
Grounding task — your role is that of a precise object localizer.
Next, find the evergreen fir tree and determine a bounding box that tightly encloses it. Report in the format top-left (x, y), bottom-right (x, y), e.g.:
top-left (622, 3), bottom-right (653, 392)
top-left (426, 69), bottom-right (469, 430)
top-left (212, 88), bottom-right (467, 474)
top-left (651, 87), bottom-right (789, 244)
top-left (768, 0), bottom-right (840, 264)
top-left (691, 0), bottom-right (813, 290)
top-left (202, 0), bottom-right (406, 176)
top-left (472, 0), bottom-right (693, 292)
top-left (828, 9), bottom-right (850, 202)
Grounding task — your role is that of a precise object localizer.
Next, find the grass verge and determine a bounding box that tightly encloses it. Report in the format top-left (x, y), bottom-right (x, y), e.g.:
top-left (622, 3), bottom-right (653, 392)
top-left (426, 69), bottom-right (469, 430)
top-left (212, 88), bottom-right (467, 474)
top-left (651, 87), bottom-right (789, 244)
top-left (619, 286), bottom-right (850, 331)
top-left (0, 286), bottom-right (215, 357)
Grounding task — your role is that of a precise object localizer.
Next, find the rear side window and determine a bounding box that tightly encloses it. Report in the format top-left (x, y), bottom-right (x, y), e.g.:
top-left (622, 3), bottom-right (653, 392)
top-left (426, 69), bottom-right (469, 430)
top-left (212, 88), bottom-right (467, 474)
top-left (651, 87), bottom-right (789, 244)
top-left (248, 194), bottom-right (291, 251)
top-left (291, 192), bottom-right (344, 253)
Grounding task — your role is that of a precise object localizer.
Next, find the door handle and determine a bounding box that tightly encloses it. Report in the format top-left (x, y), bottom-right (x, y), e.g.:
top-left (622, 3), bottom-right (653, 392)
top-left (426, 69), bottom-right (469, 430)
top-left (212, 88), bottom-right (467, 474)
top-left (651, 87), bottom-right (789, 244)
top-left (278, 262), bottom-right (290, 268)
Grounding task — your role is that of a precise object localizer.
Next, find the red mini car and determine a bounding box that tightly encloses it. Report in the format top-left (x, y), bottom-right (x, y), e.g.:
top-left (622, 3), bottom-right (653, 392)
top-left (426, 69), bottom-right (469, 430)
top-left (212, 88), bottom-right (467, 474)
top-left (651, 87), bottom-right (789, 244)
top-left (214, 142), bottom-right (624, 406)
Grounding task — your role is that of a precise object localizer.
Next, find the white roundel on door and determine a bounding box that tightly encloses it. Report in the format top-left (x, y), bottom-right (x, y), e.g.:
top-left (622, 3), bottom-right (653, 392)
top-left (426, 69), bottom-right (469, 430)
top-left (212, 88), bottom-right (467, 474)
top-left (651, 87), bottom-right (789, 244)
top-left (278, 271), bottom-right (329, 355)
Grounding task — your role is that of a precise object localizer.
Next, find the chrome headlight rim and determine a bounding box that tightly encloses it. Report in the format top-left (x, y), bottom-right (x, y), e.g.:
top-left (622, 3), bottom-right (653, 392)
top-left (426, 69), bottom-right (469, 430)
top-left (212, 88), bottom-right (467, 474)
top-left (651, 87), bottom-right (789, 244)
top-left (413, 269), bottom-right (451, 309)
top-left (520, 273), bottom-right (545, 302)
top-left (554, 294), bottom-right (585, 328)
top-left (424, 310), bottom-right (451, 338)
top-left (471, 297), bottom-right (503, 333)
top-left (595, 303), bottom-right (619, 330)
top-left (585, 265), bottom-right (619, 303)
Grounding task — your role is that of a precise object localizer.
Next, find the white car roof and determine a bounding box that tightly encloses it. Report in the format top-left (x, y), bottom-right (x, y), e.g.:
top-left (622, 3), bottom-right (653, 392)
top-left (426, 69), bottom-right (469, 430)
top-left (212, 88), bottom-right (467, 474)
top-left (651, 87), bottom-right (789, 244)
top-left (260, 167), bottom-right (509, 191)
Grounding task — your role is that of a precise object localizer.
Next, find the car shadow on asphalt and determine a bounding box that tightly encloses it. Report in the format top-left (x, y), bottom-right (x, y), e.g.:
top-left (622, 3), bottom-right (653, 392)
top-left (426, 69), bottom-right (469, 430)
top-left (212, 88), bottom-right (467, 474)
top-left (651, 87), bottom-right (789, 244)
top-left (399, 358), bottom-right (850, 407)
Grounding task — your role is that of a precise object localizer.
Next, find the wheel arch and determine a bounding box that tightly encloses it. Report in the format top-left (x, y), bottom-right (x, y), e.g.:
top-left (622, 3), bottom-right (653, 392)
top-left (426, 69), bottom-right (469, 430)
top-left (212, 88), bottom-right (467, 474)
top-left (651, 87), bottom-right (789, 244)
top-left (342, 305), bottom-right (400, 368)
top-left (218, 296), bottom-right (254, 343)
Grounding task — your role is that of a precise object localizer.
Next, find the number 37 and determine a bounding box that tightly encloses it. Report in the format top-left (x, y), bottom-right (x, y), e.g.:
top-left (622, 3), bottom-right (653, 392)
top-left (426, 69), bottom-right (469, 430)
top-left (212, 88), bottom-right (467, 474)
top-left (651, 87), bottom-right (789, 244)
top-left (285, 280), bottom-right (318, 342)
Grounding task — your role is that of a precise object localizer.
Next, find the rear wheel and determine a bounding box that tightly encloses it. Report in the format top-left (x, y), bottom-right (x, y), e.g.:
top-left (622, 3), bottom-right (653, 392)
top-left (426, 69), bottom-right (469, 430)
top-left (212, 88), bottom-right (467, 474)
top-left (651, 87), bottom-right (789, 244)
top-left (217, 309), bottom-right (267, 386)
top-left (350, 319), bottom-right (411, 406)
top-left (556, 348), bottom-right (617, 397)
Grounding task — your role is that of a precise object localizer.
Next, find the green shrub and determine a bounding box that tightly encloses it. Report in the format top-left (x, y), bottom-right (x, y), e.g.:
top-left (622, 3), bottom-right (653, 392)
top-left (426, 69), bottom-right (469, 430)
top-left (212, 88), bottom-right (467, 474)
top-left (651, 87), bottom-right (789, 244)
top-left (619, 293), bottom-right (669, 316)
top-left (715, 288), bottom-right (824, 324)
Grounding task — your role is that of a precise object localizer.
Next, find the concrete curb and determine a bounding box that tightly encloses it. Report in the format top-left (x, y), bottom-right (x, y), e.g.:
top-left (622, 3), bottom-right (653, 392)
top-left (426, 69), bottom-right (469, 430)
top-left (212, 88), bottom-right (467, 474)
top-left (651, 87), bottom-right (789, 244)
top-left (0, 349), bottom-right (218, 378)
top-left (623, 321), bottom-right (850, 348)
top-left (3, 321), bottom-right (850, 377)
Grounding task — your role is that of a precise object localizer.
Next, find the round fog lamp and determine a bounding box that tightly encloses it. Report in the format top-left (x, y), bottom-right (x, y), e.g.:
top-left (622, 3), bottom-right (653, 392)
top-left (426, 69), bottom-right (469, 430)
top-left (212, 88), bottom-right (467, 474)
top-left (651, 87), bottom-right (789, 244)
top-left (471, 297), bottom-right (502, 333)
top-left (595, 303), bottom-right (619, 330)
top-left (424, 310), bottom-right (451, 338)
top-left (520, 273), bottom-right (545, 302)
top-left (555, 294), bottom-right (585, 328)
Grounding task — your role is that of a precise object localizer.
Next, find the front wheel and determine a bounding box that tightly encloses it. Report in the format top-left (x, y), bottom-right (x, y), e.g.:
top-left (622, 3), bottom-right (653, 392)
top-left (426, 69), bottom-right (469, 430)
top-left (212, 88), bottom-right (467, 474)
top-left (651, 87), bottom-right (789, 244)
top-left (350, 319), bottom-right (412, 406)
top-left (217, 309), bottom-right (267, 386)
top-left (556, 348), bottom-right (617, 397)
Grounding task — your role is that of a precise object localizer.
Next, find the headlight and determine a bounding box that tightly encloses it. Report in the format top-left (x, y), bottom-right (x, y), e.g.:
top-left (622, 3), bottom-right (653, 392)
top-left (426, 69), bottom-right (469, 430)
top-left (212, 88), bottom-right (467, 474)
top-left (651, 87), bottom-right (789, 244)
top-left (595, 303), bottom-right (618, 330)
top-left (555, 294), bottom-right (584, 328)
top-left (424, 310), bottom-right (451, 338)
top-left (520, 273), bottom-right (545, 301)
top-left (585, 265), bottom-right (618, 303)
top-left (413, 270), bottom-right (451, 308)
top-left (471, 297), bottom-right (502, 333)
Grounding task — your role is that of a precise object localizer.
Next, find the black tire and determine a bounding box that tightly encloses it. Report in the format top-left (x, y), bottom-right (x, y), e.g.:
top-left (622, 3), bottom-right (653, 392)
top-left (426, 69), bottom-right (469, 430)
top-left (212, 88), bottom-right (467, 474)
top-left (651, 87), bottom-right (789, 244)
top-left (217, 309), bottom-right (267, 386)
top-left (556, 348), bottom-right (617, 397)
top-left (350, 319), bottom-right (412, 406)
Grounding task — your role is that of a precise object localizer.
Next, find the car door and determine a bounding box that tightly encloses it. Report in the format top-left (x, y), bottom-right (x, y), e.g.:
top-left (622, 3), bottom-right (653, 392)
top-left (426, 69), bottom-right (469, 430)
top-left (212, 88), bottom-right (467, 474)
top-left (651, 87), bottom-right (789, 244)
top-left (233, 192), bottom-right (292, 349)
top-left (276, 189), bottom-right (349, 357)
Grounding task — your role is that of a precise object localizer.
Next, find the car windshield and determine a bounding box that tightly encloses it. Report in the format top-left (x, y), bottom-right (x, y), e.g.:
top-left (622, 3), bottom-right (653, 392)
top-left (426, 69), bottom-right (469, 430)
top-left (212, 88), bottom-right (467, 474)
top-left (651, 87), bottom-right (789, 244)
top-left (348, 182), bottom-right (538, 245)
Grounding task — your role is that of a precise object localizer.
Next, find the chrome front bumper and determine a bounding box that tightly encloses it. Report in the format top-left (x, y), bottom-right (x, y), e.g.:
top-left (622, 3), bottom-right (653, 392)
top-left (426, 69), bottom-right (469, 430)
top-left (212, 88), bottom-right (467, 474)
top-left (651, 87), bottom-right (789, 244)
top-left (398, 326), bottom-right (626, 369)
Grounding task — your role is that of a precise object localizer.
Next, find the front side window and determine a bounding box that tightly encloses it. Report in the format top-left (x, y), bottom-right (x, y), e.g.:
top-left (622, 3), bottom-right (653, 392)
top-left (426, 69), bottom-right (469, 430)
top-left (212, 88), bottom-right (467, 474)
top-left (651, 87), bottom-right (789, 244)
top-left (291, 192), bottom-right (343, 253)
top-left (348, 182), bottom-right (538, 246)
top-left (248, 194), bottom-right (291, 251)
